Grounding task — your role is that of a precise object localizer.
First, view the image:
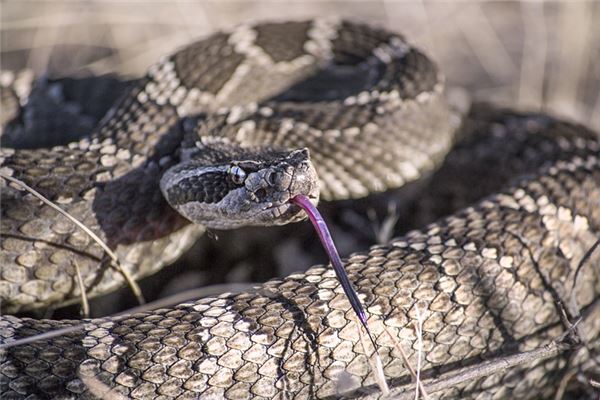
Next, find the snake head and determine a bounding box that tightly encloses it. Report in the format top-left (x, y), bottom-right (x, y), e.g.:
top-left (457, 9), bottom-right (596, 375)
top-left (160, 146), bottom-right (320, 229)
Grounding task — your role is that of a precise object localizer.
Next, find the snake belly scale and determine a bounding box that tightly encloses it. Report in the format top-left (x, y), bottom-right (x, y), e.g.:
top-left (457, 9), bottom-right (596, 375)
top-left (1, 19), bottom-right (599, 399)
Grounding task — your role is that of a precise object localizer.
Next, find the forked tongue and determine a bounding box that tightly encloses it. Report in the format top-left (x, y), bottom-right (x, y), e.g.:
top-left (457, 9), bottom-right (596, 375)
top-left (291, 195), bottom-right (389, 395)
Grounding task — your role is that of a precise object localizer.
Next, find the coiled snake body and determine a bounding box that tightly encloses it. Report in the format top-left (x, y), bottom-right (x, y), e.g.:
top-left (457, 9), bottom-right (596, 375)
top-left (1, 20), bottom-right (599, 399)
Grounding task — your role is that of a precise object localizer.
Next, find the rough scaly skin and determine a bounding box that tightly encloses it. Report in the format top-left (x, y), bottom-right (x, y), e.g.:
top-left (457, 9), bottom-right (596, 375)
top-left (1, 21), bottom-right (599, 399)
top-left (0, 20), bottom-right (456, 313)
top-left (1, 110), bottom-right (600, 398)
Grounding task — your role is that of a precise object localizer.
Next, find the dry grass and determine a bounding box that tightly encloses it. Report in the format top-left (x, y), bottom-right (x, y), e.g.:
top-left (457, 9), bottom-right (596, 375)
top-left (1, 1), bottom-right (599, 130)
top-left (0, 172), bottom-right (146, 306)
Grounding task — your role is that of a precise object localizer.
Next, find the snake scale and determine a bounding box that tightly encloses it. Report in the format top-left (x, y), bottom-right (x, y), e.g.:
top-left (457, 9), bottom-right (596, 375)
top-left (1, 20), bottom-right (599, 399)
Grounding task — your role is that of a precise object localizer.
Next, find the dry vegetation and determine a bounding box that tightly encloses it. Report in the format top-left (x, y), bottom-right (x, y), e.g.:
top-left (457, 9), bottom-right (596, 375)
top-left (2, 1), bottom-right (599, 129)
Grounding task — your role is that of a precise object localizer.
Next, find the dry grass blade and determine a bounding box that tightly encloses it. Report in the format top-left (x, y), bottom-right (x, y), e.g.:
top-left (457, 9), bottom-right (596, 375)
top-left (0, 324), bottom-right (85, 349)
top-left (518, 1), bottom-right (547, 110)
top-left (546, 2), bottom-right (593, 121)
top-left (0, 173), bottom-right (145, 305)
top-left (357, 319), bottom-right (390, 396)
top-left (139, 283), bottom-right (258, 310)
top-left (554, 369), bottom-right (578, 400)
top-left (367, 202), bottom-right (401, 245)
top-left (413, 303), bottom-right (427, 400)
top-left (456, 3), bottom-right (516, 83)
top-left (0, 283), bottom-right (256, 349)
top-left (381, 325), bottom-right (429, 399)
top-left (73, 260), bottom-right (90, 318)
top-left (573, 238), bottom-right (600, 297)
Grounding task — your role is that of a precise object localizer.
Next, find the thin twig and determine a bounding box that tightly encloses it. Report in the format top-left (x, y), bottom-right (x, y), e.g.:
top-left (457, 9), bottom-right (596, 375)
top-left (73, 260), bottom-right (90, 318)
top-left (505, 228), bottom-right (576, 329)
top-left (381, 298), bottom-right (600, 399)
top-left (0, 173), bottom-right (145, 305)
top-left (386, 341), bottom-right (568, 400)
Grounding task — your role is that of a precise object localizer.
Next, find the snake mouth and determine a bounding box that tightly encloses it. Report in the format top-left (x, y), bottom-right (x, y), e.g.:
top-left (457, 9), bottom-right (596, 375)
top-left (257, 193), bottom-right (319, 224)
top-left (289, 193), bottom-right (319, 216)
top-left (286, 193), bottom-right (319, 211)
top-left (289, 194), bottom-right (319, 207)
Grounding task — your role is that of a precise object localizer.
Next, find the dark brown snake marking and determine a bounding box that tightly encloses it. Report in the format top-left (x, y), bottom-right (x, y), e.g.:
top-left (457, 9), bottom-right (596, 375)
top-left (1, 20), bottom-right (599, 399)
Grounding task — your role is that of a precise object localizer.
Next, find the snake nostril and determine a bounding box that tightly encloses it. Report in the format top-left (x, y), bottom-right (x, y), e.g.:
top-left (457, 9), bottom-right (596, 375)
top-left (266, 171), bottom-right (278, 187)
top-left (255, 188), bottom-right (267, 199)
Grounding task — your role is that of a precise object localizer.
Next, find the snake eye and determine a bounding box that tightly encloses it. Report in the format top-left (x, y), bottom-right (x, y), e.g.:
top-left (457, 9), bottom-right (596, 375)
top-left (228, 165), bottom-right (246, 185)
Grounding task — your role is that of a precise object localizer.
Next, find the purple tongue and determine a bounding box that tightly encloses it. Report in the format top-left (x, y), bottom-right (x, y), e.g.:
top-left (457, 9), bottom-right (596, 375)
top-left (291, 195), bottom-right (389, 392)
top-left (291, 195), bottom-right (370, 334)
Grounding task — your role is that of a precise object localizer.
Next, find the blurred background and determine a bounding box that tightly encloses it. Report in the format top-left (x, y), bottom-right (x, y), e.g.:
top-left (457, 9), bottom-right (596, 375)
top-left (3, 1), bottom-right (599, 130)
top-left (2, 1), bottom-right (600, 317)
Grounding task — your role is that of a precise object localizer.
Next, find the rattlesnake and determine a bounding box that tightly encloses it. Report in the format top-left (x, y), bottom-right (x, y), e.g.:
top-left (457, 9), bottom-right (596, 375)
top-left (1, 20), bottom-right (599, 399)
